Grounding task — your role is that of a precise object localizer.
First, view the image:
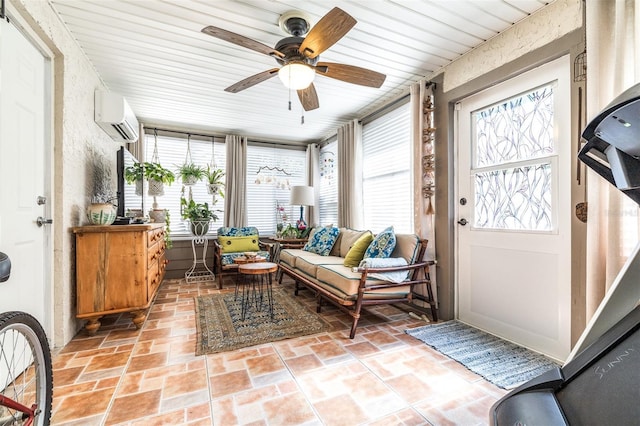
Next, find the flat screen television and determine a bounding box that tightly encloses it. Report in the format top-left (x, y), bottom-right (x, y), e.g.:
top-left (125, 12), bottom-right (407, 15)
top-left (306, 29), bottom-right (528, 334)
top-left (116, 146), bottom-right (144, 217)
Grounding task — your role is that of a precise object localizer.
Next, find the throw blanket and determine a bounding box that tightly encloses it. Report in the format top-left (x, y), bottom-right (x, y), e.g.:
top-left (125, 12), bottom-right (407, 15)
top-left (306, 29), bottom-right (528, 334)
top-left (359, 257), bottom-right (409, 283)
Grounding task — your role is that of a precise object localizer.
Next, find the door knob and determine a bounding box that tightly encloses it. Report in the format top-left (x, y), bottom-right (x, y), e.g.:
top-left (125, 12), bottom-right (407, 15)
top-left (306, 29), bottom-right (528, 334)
top-left (36, 217), bottom-right (53, 227)
top-left (457, 218), bottom-right (468, 226)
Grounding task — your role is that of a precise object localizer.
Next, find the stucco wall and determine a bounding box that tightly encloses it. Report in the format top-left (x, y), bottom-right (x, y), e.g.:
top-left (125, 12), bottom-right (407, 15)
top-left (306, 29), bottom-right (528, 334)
top-left (439, 0), bottom-right (582, 92)
top-left (11, 0), bottom-right (122, 348)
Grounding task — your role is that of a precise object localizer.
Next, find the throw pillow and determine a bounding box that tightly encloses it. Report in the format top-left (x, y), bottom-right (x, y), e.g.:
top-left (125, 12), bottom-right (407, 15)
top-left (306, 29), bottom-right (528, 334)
top-left (343, 231), bottom-right (374, 267)
top-left (218, 235), bottom-right (260, 253)
top-left (363, 226), bottom-right (396, 259)
top-left (303, 226), bottom-right (340, 256)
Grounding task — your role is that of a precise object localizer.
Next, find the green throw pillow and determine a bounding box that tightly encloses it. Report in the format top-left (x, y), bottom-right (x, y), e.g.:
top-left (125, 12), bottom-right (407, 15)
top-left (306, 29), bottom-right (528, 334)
top-left (218, 235), bottom-right (259, 253)
top-left (343, 232), bottom-right (374, 267)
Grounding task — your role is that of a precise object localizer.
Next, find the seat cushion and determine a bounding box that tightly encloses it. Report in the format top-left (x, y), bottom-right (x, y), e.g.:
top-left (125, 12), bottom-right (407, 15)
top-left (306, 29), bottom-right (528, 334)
top-left (295, 254), bottom-right (344, 278)
top-left (316, 264), bottom-right (411, 300)
top-left (364, 226), bottom-right (396, 259)
top-left (220, 251), bottom-right (269, 266)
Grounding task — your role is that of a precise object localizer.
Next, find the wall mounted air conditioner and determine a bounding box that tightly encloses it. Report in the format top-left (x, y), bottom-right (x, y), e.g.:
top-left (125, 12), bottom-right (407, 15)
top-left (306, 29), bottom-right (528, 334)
top-left (94, 91), bottom-right (140, 142)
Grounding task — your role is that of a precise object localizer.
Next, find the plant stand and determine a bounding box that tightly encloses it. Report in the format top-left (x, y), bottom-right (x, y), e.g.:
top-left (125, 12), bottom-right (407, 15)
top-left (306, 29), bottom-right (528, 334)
top-left (185, 233), bottom-right (215, 284)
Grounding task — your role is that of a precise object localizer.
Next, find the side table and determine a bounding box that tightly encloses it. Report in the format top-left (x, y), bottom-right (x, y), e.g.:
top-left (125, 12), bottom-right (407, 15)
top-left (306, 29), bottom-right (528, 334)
top-left (237, 262), bottom-right (277, 320)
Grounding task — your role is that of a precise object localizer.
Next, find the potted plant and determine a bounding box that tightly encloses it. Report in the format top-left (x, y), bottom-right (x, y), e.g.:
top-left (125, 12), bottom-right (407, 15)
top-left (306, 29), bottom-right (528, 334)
top-left (204, 165), bottom-right (225, 197)
top-left (144, 162), bottom-right (175, 196)
top-left (88, 159), bottom-right (117, 225)
top-left (181, 198), bottom-right (218, 236)
top-left (124, 162), bottom-right (145, 196)
top-left (177, 163), bottom-right (205, 186)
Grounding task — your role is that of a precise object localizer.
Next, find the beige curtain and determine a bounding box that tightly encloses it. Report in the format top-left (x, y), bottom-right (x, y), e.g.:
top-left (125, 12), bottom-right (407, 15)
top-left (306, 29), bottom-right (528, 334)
top-left (585, 0), bottom-right (640, 320)
top-left (306, 143), bottom-right (320, 226)
top-left (337, 119), bottom-right (363, 229)
top-left (224, 134), bottom-right (247, 227)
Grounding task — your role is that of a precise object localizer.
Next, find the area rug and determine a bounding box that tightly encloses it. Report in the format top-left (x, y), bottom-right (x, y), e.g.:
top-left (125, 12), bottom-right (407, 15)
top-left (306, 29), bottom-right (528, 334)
top-left (405, 321), bottom-right (561, 389)
top-left (194, 288), bottom-right (332, 355)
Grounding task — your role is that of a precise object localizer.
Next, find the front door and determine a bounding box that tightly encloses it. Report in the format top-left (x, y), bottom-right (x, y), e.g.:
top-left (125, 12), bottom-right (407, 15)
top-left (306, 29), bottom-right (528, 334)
top-left (0, 18), bottom-right (51, 333)
top-left (456, 56), bottom-right (572, 361)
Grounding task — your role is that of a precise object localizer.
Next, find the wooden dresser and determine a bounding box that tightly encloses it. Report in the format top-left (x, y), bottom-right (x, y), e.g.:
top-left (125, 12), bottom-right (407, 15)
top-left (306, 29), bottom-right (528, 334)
top-left (72, 223), bottom-right (167, 334)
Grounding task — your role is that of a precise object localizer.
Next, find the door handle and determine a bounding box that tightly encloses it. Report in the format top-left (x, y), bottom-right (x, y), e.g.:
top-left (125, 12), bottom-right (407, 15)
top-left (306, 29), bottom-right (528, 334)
top-left (36, 217), bottom-right (53, 227)
top-left (457, 218), bottom-right (468, 226)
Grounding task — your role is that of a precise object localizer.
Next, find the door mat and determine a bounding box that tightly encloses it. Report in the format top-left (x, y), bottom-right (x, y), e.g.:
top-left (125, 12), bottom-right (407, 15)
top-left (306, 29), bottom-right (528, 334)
top-left (194, 288), bottom-right (332, 355)
top-left (406, 320), bottom-right (561, 389)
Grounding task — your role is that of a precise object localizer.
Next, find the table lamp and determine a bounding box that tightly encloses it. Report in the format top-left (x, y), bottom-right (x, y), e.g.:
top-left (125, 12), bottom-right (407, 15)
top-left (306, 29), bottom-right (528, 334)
top-left (290, 185), bottom-right (315, 229)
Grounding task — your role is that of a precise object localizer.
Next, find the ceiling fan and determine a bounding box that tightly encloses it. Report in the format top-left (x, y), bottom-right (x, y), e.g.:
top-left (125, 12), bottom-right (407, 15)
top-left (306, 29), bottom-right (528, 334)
top-left (201, 7), bottom-right (386, 111)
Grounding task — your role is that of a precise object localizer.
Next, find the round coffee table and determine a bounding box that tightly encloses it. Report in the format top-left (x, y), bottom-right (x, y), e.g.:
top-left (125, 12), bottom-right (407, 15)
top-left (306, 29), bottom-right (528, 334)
top-left (237, 262), bottom-right (277, 320)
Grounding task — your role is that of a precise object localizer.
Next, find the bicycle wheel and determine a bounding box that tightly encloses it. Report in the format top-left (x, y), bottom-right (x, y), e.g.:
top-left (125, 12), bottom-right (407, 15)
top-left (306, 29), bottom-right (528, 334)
top-left (0, 311), bottom-right (52, 426)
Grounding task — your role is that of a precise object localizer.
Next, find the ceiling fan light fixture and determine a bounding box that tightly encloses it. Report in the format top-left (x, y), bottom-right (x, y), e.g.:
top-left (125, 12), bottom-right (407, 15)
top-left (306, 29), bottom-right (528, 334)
top-left (278, 63), bottom-right (315, 90)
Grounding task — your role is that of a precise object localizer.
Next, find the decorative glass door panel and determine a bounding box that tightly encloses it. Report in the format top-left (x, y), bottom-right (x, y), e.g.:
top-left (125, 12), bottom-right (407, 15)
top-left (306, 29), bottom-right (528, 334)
top-left (456, 56), bottom-right (572, 361)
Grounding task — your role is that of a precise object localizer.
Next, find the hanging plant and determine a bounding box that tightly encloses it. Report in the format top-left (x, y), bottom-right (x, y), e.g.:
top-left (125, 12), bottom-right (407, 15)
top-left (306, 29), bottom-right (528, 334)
top-left (177, 163), bottom-right (205, 186)
top-left (205, 165), bottom-right (225, 197)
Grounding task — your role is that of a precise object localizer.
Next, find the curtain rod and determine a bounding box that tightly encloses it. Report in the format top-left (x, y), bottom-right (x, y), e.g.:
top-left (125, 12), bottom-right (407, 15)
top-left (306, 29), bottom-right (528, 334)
top-left (144, 126), bottom-right (307, 150)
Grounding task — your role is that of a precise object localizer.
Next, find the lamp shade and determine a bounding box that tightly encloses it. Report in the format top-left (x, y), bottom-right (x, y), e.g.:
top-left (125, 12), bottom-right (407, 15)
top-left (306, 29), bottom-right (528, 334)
top-left (290, 185), bottom-right (315, 206)
top-left (278, 63), bottom-right (315, 90)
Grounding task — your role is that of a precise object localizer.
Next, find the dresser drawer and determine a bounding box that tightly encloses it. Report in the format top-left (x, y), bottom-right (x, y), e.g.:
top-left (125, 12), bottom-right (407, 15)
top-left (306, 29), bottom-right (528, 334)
top-left (147, 227), bottom-right (164, 246)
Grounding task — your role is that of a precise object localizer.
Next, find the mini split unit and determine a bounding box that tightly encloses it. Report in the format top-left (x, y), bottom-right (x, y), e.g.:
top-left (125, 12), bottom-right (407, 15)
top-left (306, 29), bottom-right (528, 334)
top-left (94, 91), bottom-right (140, 142)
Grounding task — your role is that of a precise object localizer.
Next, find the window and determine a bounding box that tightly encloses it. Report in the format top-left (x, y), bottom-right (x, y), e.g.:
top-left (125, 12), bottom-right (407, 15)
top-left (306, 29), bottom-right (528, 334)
top-left (362, 102), bottom-right (413, 234)
top-left (143, 132), bottom-right (226, 236)
top-left (319, 140), bottom-right (338, 226)
top-left (246, 144), bottom-right (306, 235)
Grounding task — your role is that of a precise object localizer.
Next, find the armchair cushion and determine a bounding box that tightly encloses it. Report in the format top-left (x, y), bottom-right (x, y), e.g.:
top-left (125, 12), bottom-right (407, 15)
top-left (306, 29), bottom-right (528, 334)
top-left (219, 235), bottom-right (259, 253)
top-left (363, 226), bottom-right (396, 259)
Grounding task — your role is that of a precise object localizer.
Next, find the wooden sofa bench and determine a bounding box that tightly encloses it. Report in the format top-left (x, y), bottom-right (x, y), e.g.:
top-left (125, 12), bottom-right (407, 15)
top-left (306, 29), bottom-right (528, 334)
top-left (278, 227), bottom-right (437, 338)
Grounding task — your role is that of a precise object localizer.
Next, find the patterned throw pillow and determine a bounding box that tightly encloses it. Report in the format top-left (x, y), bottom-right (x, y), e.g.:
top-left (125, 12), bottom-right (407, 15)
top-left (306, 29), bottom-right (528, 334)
top-left (363, 226), bottom-right (396, 259)
top-left (303, 226), bottom-right (340, 256)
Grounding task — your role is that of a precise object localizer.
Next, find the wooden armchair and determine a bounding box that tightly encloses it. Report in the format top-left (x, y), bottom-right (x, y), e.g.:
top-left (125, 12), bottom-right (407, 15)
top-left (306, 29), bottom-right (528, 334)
top-left (212, 226), bottom-right (270, 288)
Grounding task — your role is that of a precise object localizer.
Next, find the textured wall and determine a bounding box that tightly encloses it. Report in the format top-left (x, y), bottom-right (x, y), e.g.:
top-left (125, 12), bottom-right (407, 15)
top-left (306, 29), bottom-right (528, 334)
top-left (11, 0), bottom-right (121, 348)
top-left (439, 0), bottom-right (582, 92)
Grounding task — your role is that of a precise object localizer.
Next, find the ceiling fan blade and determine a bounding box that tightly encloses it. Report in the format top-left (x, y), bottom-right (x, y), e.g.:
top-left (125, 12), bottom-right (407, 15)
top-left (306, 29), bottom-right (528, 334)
top-left (225, 69), bottom-right (279, 93)
top-left (299, 8), bottom-right (356, 59)
top-left (202, 26), bottom-right (284, 58)
top-left (316, 62), bottom-right (386, 88)
top-left (297, 83), bottom-right (320, 111)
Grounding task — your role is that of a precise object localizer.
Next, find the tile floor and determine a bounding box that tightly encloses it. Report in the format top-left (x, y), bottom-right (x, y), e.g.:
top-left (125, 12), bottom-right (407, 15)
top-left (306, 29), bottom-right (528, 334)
top-left (50, 277), bottom-right (507, 425)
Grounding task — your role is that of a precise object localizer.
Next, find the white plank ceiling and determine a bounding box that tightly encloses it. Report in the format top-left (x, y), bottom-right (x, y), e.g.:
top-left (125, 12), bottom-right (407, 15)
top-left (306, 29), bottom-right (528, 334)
top-left (50, 0), bottom-right (551, 143)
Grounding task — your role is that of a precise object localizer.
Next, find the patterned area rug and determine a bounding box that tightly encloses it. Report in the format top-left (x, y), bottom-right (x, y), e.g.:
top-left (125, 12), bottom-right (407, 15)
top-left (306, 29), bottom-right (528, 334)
top-left (406, 321), bottom-right (561, 389)
top-left (194, 288), bottom-right (332, 355)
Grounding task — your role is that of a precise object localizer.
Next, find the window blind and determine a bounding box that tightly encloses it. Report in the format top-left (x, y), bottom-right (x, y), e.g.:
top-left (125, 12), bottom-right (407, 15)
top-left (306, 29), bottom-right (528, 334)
top-left (246, 144), bottom-right (306, 235)
top-left (143, 133), bottom-right (226, 236)
top-left (319, 140), bottom-right (338, 226)
top-left (362, 102), bottom-right (413, 234)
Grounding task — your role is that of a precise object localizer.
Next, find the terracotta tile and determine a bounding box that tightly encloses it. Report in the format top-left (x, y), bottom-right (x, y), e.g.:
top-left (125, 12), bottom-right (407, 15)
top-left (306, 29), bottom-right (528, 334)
top-left (387, 373), bottom-right (436, 403)
top-left (58, 337), bottom-right (105, 354)
top-left (284, 353), bottom-right (323, 374)
top-left (209, 370), bottom-right (252, 398)
top-left (186, 402), bottom-right (211, 421)
top-left (127, 352), bottom-right (168, 372)
top-left (245, 353), bottom-right (286, 376)
top-left (309, 340), bottom-right (349, 360)
top-left (138, 327), bottom-right (173, 341)
top-left (164, 369), bottom-right (208, 398)
top-left (344, 341), bottom-right (380, 357)
top-left (51, 387), bottom-right (114, 423)
top-left (53, 366), bottom-right (85, 386)
top-left (263, 392), bottom-right (319, 424)
top-left (313, 394), bottom-right (369, 425)
top-left (211, 396), bottom-right (239, 425)
top-left (105, 389), bottom-right (162, 424)
top-left (361, 329), bottom-right (400, 346)
top-left (85, 351), bottom-right (131, 372)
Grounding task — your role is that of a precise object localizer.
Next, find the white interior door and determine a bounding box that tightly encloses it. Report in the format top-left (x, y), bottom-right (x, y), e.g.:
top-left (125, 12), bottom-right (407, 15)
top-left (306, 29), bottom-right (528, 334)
top-left (456, 56), bottom-right (572, 361)
top-left (0, 19), bottom-right (51, 332)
